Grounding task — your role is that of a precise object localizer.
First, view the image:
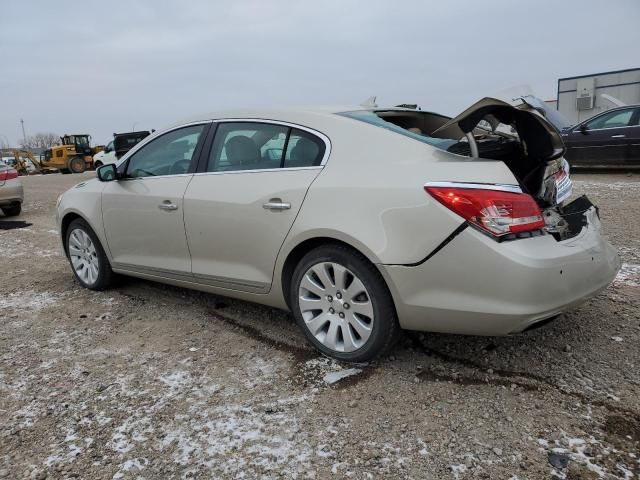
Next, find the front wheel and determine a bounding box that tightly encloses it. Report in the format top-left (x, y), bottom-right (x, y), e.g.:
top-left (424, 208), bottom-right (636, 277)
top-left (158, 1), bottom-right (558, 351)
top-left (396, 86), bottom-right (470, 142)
top-left (65, 218), bottom-right (114, 290)
top-left (69, 157), bottom-right (86, 173)
top-left (290, 244), bottom-right (398, 362)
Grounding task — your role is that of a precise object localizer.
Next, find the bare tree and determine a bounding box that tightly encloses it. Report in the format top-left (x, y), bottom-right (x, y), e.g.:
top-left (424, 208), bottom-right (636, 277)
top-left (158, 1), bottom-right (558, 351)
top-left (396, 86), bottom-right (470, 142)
top-left (20, 132), bottom-right (60, 151)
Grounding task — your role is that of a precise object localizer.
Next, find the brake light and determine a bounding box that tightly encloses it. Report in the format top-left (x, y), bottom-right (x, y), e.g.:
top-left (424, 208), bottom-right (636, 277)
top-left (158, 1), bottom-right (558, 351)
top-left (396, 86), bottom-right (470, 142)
top-left (425, 185), bottom-right (545, 238)
top-left (0, 168), bottom-right (18, 181)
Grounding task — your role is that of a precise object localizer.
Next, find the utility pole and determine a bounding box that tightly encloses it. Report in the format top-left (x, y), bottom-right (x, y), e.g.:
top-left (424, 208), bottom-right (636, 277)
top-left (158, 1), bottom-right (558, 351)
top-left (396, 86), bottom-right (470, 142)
top-left (20, 119), bottom-right (26, 146)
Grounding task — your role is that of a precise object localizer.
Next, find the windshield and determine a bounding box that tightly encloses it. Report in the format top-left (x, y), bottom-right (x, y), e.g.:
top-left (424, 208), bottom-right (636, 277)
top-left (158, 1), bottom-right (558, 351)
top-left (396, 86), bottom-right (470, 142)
top-left (338, 111), bottom-right (458, 150)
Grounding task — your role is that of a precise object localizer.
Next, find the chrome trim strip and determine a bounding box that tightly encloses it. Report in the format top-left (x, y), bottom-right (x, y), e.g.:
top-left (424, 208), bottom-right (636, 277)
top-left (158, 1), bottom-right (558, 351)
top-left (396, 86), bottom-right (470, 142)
top-left (117, 173), bottom-right (194, 181)
top-left (117, 118), bottom-right (332, 177)
top-left (579, 124), bottom-right (639, 132)
top-left (423, 181), bottom-right (523, 194)
top-left (193, 166), bottom-right (322, 177)
top-left (111, 262), bottom-right (269, 293)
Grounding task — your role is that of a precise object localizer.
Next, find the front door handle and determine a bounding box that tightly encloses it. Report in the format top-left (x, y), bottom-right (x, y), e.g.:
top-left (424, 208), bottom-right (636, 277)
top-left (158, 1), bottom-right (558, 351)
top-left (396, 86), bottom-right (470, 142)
top-left (263, 200), bottom-right (291, 211)
top-left (611, 134), bottom-right (626, 138)
top-left (158, 201), bottom-right (178, 211)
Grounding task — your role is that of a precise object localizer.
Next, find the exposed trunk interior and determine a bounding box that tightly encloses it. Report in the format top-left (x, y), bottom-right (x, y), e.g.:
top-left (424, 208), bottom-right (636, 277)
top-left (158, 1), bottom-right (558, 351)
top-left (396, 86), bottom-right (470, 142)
top-left (375, 106), bottom-right (565, 206)
top-left (374, 107), bottom-right (591, 242)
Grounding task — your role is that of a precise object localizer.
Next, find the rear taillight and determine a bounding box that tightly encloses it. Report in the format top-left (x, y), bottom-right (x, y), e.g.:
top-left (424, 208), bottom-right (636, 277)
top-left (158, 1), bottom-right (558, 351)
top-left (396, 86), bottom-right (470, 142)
top-left (425, 185), bottom-right (545, 238)
top-left (0, 168), bottom-right (18, 181)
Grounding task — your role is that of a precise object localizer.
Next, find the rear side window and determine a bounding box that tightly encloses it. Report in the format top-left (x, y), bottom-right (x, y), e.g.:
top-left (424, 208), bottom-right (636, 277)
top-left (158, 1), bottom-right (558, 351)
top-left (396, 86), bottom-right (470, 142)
top-left (208, 122), bottom-right (325, 172)
top-left (283, 129), bottom-right (325, 168)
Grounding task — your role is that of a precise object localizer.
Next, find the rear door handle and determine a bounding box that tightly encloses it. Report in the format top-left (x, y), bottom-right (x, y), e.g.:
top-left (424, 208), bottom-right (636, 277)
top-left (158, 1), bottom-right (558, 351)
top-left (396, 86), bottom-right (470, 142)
top-left (611, 134), bottom-right (626, 138)
top-left (158, 201), bottom-right (178, 211)
top-left (263, 201), bottom-right (291, 211)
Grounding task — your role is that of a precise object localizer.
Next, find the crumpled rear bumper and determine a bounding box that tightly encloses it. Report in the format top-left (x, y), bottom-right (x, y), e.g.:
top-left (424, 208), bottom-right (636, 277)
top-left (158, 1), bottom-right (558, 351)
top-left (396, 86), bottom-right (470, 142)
top-left (379, 207), bottom-right (621, 336)
top-left (0, 179), bottom-right (24, 206)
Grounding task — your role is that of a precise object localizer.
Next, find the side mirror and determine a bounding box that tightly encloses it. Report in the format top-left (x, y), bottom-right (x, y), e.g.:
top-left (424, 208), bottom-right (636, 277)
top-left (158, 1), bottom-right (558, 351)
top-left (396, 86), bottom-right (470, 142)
top-left (579, 124), bottom-right (589, 135)
top-left (96, 163), bottom-right (117, 182)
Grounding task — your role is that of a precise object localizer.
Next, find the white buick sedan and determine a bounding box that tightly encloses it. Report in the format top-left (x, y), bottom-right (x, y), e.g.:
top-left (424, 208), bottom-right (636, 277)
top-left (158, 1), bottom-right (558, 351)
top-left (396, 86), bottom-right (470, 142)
top-left (56, 98), bottom-right (620, 361)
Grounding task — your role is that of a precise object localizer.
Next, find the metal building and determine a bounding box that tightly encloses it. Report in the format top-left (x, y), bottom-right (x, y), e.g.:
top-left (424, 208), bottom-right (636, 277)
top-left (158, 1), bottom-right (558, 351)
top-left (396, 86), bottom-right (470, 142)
top-left (556, 67), bottom-right (640, 125)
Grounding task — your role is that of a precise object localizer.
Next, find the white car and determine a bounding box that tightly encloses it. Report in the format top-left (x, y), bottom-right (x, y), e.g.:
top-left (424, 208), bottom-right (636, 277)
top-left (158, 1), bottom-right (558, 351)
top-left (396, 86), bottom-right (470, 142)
top-left (92, 141), bottom-right (116, 168)
top-left (56, 98), bottom-right (620, 361)
top-left (0, 161), bottom-right (23, 216)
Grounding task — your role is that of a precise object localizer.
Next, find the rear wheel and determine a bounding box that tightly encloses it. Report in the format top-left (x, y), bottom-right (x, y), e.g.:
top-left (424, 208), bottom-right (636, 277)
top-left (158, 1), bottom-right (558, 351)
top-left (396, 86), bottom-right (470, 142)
top-left (65, 218), bottom-right (114, 290)
top-left (1, 203), bottom-right (21, 217)
top-left (94, 160), bottom-right (103, 169)
top-left (69, 157), bottom-right (86, 174)
top-left (290, 244), bottom-right (398, 362)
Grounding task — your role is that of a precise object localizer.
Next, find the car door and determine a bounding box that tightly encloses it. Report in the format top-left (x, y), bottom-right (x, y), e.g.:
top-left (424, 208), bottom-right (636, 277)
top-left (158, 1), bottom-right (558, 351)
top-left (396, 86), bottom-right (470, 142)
top-left (183, 120), bottom-right (329, 292)
top-left (101, 123), bottom-right (208, 275)
top-left (564, 108), bottom-right (636, 166)
top-left (626, 108), bottom-right (640, 166)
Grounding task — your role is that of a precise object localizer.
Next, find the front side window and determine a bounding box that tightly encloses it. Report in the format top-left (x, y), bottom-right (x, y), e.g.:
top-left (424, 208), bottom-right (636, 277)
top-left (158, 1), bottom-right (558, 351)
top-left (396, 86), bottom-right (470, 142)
top-left (585, 109), bottom-right (634, 130)
top-left (126, 125), bottom-right (204, 178)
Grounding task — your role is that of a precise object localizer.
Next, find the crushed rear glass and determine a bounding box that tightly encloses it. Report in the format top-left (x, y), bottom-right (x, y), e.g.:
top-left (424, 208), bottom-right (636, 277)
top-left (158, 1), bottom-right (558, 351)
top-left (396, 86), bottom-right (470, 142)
top-left (338, 111), bottom-right (458, 150)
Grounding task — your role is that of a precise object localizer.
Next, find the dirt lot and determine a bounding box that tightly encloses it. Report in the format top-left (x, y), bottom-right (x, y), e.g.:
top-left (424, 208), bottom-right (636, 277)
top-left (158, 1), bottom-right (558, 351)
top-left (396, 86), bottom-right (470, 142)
top-left (1, 172), bottom-right (639, 480)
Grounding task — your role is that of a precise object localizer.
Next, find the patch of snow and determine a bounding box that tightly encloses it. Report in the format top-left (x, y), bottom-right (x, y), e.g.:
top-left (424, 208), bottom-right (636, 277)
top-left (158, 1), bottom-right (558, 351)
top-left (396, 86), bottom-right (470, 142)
top-left (450, 464), bottom-right (467, 479)
top-left (611, 336), bottom-right (624, 342)
top-left (0, 291), bottom-right (60, 311)
top-left (323, 368), bottom-right (362, 385)
top-left (159, 371), bottom-right (191, 389)
top-left (301, 357), bottom-right (366, 388)
top-left (613, 263), bottom-right (640, 287)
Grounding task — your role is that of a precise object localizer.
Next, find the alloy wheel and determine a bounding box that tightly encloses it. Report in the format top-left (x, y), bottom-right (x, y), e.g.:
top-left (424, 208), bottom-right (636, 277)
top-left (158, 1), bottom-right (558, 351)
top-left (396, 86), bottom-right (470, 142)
top-left (298, 261), bottom-right (374, 353)
top-left (68, 228), bottom-right (99, 285)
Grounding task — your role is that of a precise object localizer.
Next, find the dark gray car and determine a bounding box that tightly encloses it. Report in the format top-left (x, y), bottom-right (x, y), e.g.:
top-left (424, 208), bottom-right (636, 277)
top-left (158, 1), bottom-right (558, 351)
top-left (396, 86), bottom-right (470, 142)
top-left (562, 105), bottom-right (640, 168)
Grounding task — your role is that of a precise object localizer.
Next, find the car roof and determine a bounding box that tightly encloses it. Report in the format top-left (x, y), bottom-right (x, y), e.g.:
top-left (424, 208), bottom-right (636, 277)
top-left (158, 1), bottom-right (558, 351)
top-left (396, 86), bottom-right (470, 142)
top-left (177, 105), bottom-right (360, 124)
top-left (166, 105), bottom-right (444, 134)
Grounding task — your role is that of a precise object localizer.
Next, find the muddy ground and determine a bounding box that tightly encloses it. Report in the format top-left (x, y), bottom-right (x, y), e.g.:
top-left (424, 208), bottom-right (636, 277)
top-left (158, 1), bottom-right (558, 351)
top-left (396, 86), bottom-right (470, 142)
top-left (1, 172), bottom-right (639, 480)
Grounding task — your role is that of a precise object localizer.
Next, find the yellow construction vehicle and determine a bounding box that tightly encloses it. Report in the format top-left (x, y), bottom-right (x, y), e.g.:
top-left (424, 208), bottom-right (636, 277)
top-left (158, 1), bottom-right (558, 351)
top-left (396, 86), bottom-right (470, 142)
top-left (1, 148), bottom-right (75, 175)
top-left (44, 134), bottom-right (100, 174)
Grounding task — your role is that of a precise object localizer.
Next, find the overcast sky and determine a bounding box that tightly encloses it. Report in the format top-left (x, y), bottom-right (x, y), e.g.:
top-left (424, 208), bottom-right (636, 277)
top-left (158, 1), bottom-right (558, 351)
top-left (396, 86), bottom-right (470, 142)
top-left (1, 0), bottom-right (638, 145)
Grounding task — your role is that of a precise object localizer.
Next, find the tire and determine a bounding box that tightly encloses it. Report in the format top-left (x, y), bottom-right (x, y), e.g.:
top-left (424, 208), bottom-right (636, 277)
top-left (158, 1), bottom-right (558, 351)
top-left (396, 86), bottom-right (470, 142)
top-left (69, 157), bottom-right (86, 174)
top-left (1, 203), bottom-right (21, 217)
top-left (290, 244), bottom-right (399, 362)
top-left (94, 161), bottom-right (103, 169)
top-left (65, 218), bottom-right (114, 290)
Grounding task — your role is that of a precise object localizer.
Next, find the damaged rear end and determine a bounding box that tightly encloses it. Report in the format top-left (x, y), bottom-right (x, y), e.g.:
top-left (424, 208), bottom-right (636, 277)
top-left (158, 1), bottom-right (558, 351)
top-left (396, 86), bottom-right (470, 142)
top-left (359, 94), bottom-right (621, 335)
top-left (380, 93), bottom-right (597, 242)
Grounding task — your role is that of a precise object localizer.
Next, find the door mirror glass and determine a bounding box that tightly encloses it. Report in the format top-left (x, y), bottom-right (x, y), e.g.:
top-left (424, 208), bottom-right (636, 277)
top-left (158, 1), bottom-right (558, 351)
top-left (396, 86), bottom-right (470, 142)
top-left (97, 163), bottom-right (117, 182)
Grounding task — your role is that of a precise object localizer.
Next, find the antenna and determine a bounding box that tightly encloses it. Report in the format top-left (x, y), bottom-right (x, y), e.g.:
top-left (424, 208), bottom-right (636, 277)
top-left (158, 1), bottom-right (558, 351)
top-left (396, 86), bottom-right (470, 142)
top-left (360, 96), bottom-right (378, 108)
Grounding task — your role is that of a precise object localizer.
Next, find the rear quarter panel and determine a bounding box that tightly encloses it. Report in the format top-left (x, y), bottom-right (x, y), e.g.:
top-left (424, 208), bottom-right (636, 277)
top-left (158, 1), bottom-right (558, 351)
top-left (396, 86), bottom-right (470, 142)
top-left (279, 116), bottom-right (520, 266)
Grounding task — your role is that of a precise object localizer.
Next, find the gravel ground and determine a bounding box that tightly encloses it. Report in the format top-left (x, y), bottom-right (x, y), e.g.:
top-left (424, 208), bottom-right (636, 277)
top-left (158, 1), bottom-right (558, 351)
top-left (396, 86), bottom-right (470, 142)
top-left (1, 172), bottom-right (639, 480)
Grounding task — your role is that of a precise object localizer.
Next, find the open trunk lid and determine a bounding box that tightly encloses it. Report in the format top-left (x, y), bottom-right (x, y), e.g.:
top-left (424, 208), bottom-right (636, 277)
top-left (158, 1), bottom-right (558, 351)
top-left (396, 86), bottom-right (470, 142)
top-left (430, 90), bottom-right (573, 208)
top-left (434, 94), bottom-right (566, 161)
